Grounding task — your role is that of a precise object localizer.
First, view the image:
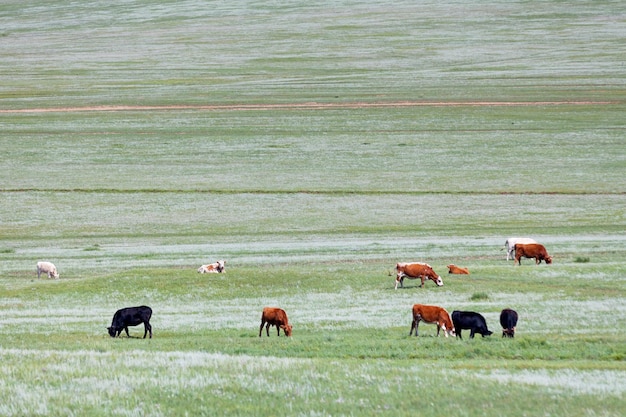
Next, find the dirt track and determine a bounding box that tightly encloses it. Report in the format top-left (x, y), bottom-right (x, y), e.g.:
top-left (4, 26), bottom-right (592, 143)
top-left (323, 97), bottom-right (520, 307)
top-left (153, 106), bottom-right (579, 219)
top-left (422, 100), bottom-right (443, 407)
top-left (0, 100), bottom-right (616, 114)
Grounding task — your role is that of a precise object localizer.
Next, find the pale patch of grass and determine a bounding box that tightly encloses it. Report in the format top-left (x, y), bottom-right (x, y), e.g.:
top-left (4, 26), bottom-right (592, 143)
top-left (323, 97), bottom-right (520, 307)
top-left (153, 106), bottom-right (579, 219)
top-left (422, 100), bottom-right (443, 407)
top-left (477, 369), bottom-right (626, 396)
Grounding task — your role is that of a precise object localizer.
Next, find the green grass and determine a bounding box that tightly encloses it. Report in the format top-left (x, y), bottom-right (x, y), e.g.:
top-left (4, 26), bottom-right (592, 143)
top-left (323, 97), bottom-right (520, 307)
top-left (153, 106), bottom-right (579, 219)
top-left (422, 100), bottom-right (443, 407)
top-left (0, 0), bottom-right (625, 416)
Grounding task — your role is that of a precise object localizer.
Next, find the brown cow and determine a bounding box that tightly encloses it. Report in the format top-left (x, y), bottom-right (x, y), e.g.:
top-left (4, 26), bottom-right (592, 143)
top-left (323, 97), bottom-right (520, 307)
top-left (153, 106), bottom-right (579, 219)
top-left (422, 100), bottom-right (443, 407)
top-left (409, 304), bottom-right (455, 337)
top-left (395, 262), bottom-right (443, 289)
top-left (259, 307), bottom-right (292, 337)
top-left (447, 264), bottom-right (470, 274)
top-left (514, 243), bottom-right (552, 265)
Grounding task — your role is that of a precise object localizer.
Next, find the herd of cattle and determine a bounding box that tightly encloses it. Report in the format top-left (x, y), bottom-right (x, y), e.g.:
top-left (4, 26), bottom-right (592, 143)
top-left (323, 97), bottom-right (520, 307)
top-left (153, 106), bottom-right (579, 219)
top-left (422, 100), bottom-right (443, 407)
top-left (34, 238), bottom-right (550, 340)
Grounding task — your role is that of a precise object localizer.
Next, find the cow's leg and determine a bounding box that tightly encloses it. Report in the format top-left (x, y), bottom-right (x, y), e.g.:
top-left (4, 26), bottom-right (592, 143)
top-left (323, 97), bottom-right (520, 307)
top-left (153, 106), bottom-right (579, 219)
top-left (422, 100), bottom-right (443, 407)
top-left (409, 318), bottom-right (417, 336)
top-left (420, 277), bottom-right (425, 288)
top-left (259, 321), bottom-right (265, 337)
top-left (276, 325), bottom-right (281, 336)
top-left (469, 329), bottom-right (476, 339)
top-left (436, 325), bottom-right (441, 337)
top-left (143, 322), bottom-right (152, 339)
top-left (265, 323), bottom-right (271, 337)
top-left (124, 327), bottom-right (131, 337)
top-left (456, 329), bottom-right (463, 339)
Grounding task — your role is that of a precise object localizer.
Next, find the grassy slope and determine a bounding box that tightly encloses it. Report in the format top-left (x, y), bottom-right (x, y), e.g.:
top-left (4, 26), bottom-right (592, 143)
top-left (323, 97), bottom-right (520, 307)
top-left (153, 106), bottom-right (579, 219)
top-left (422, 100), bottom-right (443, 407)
top-left (0, 1), bottom-right (625, 416)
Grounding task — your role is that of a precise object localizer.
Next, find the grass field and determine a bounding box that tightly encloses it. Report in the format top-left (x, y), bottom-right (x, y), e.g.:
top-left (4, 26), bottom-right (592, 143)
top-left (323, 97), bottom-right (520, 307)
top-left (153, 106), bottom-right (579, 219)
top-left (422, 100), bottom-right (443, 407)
top-left (1, 1), bottom-right (625, 416)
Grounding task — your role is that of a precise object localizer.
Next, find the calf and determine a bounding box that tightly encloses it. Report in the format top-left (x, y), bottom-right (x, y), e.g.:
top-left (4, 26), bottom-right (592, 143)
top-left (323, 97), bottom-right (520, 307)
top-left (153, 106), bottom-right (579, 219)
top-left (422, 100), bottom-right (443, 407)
top-left (197, 260), bottom-right (225, 273)
top-left (409, 304), bottom-right (455, 337)
top-left (36, 261), bottom-right (59, 279)
top-left (500, 308), bottom-right (519, 338)
top-left (447, 264), bottom-right (470, 274)
top-left (259, 307), bottom-right (292, 337)
top-left (451, 311), bottom-right (492, 339)
top-left (107, 306), bottom-right (152, 338)
top-left (514, 243), bottom-right (552, 265)
top-left (395, 262), bottom-right (443, 289)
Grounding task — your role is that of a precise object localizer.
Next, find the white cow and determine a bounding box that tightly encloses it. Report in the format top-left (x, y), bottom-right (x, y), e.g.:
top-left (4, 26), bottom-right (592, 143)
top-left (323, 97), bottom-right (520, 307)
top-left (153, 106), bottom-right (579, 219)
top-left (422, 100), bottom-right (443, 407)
top-left (502, 238), bottom-right (537, 261)
top-left (197, 260), bottom-right (225, 274)
top-left (37, 261), bottom-right (59, 279)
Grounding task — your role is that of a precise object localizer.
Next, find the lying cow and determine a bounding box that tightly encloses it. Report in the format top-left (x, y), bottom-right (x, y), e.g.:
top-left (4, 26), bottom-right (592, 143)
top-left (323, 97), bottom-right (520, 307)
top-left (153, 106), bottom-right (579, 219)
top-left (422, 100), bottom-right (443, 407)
top-left (514, 243), bottom-right (552, 265)
top-left (447, 264), bottom-right (470, 275)
top-left (395, 262), bottom-right (443, 289)
top-left (259, 307), bottom-right (292, 337)
top-left (500, 308), bottom-right (519, 338)
top-left (409, 304), bottom-right (455, 337)
top-left (503, 237), bottom-right (537, 261)
top-left (107, 305), bottom-right (153, 339)
top-left (36, 261), bottom-right (59, 279)
top-left (197, 260), bottom-right (225, 273)
top-left (451, 311), bottom-right (493, 339)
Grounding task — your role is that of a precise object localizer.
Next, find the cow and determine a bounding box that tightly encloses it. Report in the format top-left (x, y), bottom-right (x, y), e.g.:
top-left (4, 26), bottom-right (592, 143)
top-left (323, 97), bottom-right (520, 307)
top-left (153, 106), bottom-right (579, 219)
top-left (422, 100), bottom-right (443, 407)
top-left (197, 260), bottom-right (225, 273)
top-left (107, 306), bottom-right (152, 339)
top-left (503, 238), bottom-right (537, 261)
top-left (500, 308), bottom-right (519, 338)
top-left (395, 262), bottom-right (443, 289)
top-left (447, 264), bottom-right (470, 275)
top-left (409, 304), bottom-right (455, 337)
top-left (259, 307), bottom-right (292, 337)
top-left (36, 261), bottom-right (59, 279)
top-left (514, 243), bottom-right (552, 265)
top-left (451, 311), bottom-right (493, 339)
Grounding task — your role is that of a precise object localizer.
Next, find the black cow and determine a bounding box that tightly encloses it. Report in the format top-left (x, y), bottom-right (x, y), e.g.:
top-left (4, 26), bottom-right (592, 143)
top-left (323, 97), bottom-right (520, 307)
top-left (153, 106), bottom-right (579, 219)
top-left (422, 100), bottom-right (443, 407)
top-left (500, 308), bottom-right (519, 338)
top-left (107, 306), bottom-right (152, 338)
top-left (451, 311), bottom-right (493, 339)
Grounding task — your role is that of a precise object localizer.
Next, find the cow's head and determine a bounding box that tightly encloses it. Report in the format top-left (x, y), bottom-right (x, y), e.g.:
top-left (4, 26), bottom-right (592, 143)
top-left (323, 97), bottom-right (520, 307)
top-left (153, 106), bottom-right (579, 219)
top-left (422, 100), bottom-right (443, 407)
top-left (442, 324), bottom-right (455, 337)
top-left (545, 256), bottom-right (553, 264)
top-left (216, 260), bottom-right (225, 273)
top-left (433, 275), bottom-right (444, 286)
top-left (281, 324), bottom-right (293, 337)
top-left (52, 270), bottom-right (59, 279)
top-left (107, 326), bottom-right (117, 337)
top-left (502, 328), bottom-right (515, 338)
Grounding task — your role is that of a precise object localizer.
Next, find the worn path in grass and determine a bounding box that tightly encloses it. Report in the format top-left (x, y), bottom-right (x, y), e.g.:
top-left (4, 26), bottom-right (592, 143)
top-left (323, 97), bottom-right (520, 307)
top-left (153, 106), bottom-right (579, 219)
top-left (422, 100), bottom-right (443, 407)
top-left (0, 100), bottom-right (618, 114)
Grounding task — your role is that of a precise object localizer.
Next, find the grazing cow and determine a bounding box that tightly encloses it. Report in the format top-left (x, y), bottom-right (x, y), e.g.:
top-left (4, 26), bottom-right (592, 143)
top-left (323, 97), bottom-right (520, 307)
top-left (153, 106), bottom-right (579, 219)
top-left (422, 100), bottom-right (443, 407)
top-left (409, 304), bottom-right (455, 337)
top-left (447, 264), bottom-right (470, 275)
top-left (451, 311), bottom-right (493, 339)
top-left (514, 243), bottom-right (552, 265)
top-left (395, 262), bottom-right (443, 289)
top-left (36, 261), bottom-right (59, 279)
top-left (500, 308), bottom-right (519, 338)
top-left (503, 238), bottom-right (537, 261)
top-left (259, 307), bottom-right (292, 337)
top-left (107, 306), bottom-right (152, 339)
top-left (197, 260), bottom-right (225, 273)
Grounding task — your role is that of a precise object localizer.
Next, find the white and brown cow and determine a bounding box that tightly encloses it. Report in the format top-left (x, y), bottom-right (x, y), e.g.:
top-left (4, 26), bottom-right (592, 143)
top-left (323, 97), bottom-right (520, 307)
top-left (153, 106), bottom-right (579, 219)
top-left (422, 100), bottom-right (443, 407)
top-left (503, 238), bottom-right (537, 261)
top-left (197, 260), bottom-right (225, 274)
top-left (409, 304), bottom-right (455, 337)
top-left (36, 261), bottom-right (59, 279)
top-left (514, 243), bottom-right (552, 265)
top-left (395, 262), bottom-right (443, 289)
